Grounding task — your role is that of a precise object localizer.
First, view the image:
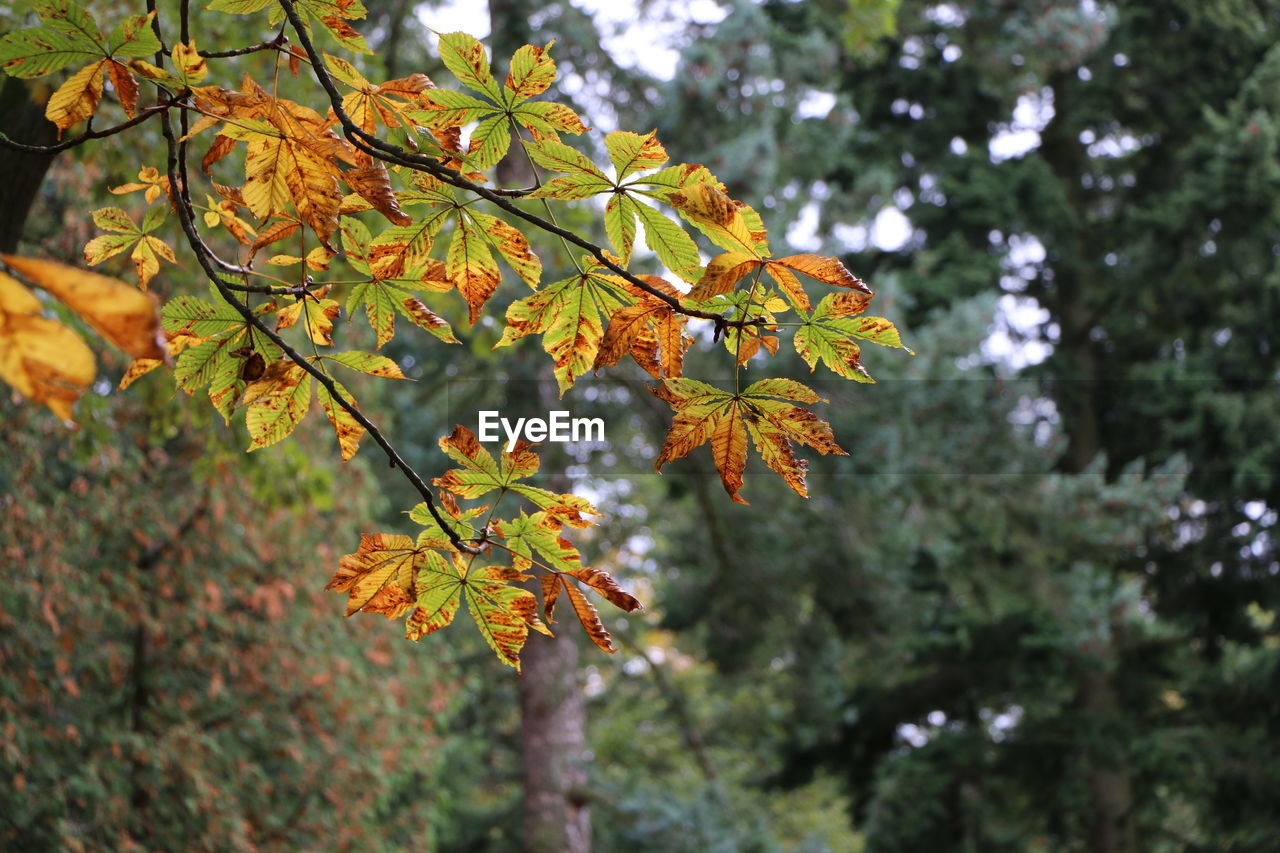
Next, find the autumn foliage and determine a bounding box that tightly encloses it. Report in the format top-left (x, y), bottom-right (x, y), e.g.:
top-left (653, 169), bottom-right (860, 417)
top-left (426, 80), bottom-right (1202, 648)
top-left (0, 0), bottom-right (909, 669)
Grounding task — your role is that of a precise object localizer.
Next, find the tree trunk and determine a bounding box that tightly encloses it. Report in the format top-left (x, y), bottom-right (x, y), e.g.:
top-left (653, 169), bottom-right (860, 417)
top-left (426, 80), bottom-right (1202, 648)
top-left (1041, 71), bottom-right (1139, 853)
top-left (519, 627), bottom-right (591, 853)
top-left (517, 380), bottom-right (591, 853)
top-left (1078, 666), bottom-right (1138, 853)
top-left (0, 78), bottom-right (58, 251)
top-left (486, 0), bottom-right (593, 835)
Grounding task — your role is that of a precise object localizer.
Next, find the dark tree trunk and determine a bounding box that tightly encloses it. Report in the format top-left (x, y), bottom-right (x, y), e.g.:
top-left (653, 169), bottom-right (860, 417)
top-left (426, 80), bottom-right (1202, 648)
top-left (1041, 72), bottom-right (1139, 853)
top-left (0, 78), bottom-right (57, 251)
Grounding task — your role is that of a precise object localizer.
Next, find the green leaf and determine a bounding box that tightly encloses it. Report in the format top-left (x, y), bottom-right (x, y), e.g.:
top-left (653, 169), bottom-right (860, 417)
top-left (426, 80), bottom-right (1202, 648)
top-left (436, 31), bottom-right (502, 102)
top-left (90, 207), bottom-right (137, 234)
top-left (504, 41), bottom-right (557, 102)
top-left (0, 29), bottom-right (101, 78)
top-left (466, 113), bottom-right (511, 170)
top-left (632, 201), bottom-right (703, 283)
top-left (406, 555), bottom-right (548, 669)
top-left (524, 140), bottom-right (607, 178)
top-left (174, 335), bottom-right (240, 392)
top-left (605, 130), bottom-right (668, 180)
top-left (34, 0), bottom-right (103, 44)
top-left (206, 0), bottom-right (274, 13)
top-left (433, 425), bottom-right (599, 527)
top-left (512, 100), bottom-right (589, 135)
top-left (140, 203), bottom-right (167, 233)
top-left (527, 173), bottom-right (615, 201)
top-left (411, 88), bottom-right (496, 129)
top-left (500, 511), bottom-right (582, 572)
top-left (634, 163), bottom-right (721, 202)
top-left (404, 551), bottom-right (464, 638)
top-left (604, 195), bottom-right (638, 264)
top-left (793, 294), bottom-right (911, 382)
top-left (106, 13), bottom-right (161, 59)
top-left (460, 567), bottom-right (548, 669)
top-left (495, 269), bottom-right (631, 394)
top-left (324, 351), bottom-right (407, 379)
top-left (162, 294), bottom-right (243, 338)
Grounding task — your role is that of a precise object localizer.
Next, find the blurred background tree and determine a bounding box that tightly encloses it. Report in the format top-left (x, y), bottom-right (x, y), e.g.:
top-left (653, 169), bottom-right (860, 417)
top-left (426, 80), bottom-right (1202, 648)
top-left (2, 0), bottom-right (1277, 851)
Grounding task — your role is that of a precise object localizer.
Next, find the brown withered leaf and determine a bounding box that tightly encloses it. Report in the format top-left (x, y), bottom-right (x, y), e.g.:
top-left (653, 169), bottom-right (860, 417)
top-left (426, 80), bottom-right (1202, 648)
top-left (542, 574), bottom-right (616, 652)
top-left (105, 59), bottom-right (139, 118)
top-left (569, 567), bottom-right (642, 613)
top-left (688, 252), bottom-right (873, 312)
top-left (342, 161), bottom-right (412, 226)
top-left (594, 276), bottom-right (691, 379)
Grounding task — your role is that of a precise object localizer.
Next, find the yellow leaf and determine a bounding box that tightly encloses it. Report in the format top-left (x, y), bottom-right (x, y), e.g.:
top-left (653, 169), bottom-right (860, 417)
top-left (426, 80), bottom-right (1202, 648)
top-left (0, 272), bottom-right (95, 421)
top-left (130, 236), bottom-right (175, 290)
top-left (505, 41), bottom-right (557, 101)
top-left (669, 183), bottom-right (770, 257)
top-left (447, 216), bottom-right (501, 324)
top-left (243, 360), bottom-right (312, 450)
top-left (117, 357), bottom-right (163, 390)
top-left (318, 380), bottom-right (365, 461)
top-left (496, 269), bottom-right (632, 394)
top-left (45, 60), bottom-right (108, 134)
top-left (1, 255), bottom-right (165, 359)
top-left (171, 40), bottom-right (208, 84)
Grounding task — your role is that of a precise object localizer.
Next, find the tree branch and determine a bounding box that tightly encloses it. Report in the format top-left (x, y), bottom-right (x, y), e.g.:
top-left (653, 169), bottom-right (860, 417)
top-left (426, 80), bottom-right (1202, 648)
top-left (0, 100), bottom-right (177, 155)
top-left (152, 68), bottom-right (477, 552)
top-left (200, 31), bottom-right (289, 59)
top-left (276, 0), bottom-right (767, 332)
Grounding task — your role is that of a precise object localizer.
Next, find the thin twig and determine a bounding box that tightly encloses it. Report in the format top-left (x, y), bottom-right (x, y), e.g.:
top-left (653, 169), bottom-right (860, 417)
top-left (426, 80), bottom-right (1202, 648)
top-left (0, 100), bottom-right (177, 154)
top-left (200, 31), bottom-right (288, 59)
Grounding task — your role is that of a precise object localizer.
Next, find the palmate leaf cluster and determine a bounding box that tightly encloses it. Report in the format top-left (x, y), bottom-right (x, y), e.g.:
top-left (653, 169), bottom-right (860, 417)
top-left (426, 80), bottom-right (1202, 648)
top-left (0, 0), bottom-right (911, 668)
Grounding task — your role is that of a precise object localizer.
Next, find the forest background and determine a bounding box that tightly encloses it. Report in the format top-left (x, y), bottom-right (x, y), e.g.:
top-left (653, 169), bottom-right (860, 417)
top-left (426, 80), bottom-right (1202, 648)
top-left (1, 0), bottom-right (1278, 851)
